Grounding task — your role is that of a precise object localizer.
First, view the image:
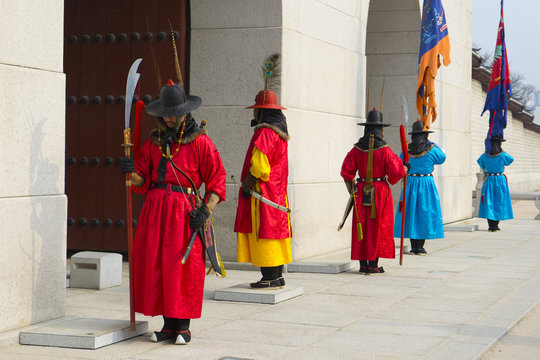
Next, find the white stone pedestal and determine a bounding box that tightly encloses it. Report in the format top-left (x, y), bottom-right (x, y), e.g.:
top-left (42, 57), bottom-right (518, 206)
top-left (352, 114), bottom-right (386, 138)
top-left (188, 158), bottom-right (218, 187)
top-left (444, 224), bottom-right (479, 232)
top-left (287, 261), bottom-right (355, 274)
top-left (19, 317), bottom-right (148, 349)
top-left (214, 283), bottom-right (303, 304)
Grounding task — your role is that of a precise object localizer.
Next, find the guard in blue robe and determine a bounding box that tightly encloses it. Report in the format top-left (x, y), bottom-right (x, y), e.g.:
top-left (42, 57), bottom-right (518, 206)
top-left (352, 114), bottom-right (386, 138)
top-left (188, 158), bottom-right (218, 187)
top-left (477, 136), bottom-right (513, 231)
top-left (394, 120), bottom-right (446, 255)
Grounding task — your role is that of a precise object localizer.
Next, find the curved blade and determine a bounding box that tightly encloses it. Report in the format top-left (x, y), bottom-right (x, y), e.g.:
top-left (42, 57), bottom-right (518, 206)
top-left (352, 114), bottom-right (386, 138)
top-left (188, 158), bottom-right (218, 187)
top-left (337, 194), bottom-right (354, 231)
top-left (125, 58), bottom-right (143, 129)
top-left (250, 190), bottom-right (291, 213)
top-left (400, 95), bottom-right (409, 135)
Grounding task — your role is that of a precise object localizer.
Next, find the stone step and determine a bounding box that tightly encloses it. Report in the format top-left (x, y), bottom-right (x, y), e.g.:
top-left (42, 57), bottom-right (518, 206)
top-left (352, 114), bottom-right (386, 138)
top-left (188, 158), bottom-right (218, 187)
top-left (214, 283), bottom-right (303, 305)
top-left (19, 317), bottom-right (148, 350)
top-left (288, 261), bottom-right (355, 274)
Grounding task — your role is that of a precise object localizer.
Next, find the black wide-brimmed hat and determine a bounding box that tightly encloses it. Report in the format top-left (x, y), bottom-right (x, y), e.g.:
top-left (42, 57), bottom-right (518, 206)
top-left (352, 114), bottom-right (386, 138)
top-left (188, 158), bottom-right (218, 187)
top-left (490, 135), bottom-right (506, 142)
top-left (145, 80), bottom-right (202, 117)
top-left (409, 120), bottom-right (434, 134)
top-left (357, 108), bottom-right (391, 127)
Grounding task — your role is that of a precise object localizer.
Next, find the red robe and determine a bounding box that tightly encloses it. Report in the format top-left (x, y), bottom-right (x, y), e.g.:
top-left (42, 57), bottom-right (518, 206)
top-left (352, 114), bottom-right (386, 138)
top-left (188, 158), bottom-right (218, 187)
top-left (132, 133), bottom-right (226, 319)
top-left (234, 126), bottom-right (289, 239)
top-left (340, 145), bottom-right (404, 261)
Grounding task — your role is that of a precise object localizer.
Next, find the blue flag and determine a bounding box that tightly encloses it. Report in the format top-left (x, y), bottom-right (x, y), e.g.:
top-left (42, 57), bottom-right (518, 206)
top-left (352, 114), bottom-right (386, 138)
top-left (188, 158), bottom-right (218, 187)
top-left (481, 0), bottom-right (512, 152)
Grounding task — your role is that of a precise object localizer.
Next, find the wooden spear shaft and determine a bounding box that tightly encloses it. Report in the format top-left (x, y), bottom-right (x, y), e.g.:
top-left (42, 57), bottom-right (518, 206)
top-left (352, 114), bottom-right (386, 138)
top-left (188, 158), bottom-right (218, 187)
top-left (399, 124), bottom-right (409, 266)
top-left (123, 128), bottom-right (136, 332)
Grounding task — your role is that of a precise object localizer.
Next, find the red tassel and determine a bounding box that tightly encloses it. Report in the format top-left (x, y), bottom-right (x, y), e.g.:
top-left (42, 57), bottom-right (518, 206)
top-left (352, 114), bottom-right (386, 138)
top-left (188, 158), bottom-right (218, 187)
top-left (481, 194), bottom-right (484, 204)
top-left (133, 100), bottom-right (145, 155)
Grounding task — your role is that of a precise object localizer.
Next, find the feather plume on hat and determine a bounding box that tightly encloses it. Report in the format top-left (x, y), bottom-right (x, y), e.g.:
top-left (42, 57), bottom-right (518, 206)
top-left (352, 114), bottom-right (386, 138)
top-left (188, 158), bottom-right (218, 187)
top-left (262, 54), bottom-right (280, 90)
top-left (246, 53), bottom-right (286, 110)
top-left (168, 18), bottom-right (183, 87)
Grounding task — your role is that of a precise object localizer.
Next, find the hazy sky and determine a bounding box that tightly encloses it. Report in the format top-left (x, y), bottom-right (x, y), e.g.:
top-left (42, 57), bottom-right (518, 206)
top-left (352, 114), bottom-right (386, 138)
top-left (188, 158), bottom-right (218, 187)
top-left (472, 0), bottom-right (540, 94)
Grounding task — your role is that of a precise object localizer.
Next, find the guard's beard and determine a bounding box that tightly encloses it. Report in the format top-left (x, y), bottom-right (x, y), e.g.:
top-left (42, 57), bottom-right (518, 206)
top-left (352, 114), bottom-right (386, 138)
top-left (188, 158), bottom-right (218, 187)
top-left (161, 127), bottom-right (177, 150)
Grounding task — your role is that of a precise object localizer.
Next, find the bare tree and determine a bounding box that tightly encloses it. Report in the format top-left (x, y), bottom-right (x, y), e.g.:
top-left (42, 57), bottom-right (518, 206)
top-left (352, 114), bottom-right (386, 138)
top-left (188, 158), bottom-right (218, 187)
top-left (510, 72), bottom-right (536, 110)
top-left (472, 43), bottom-right (493, 68)
top-left (472, 44), bottom-right (536, 110)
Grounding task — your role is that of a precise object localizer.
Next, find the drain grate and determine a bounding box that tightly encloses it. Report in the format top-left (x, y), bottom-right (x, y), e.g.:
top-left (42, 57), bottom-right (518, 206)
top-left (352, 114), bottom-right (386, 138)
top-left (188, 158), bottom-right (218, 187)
top-left (428, 270), bottom-right (454, 274)
top-left (467, 256), bottom-right (490, 260)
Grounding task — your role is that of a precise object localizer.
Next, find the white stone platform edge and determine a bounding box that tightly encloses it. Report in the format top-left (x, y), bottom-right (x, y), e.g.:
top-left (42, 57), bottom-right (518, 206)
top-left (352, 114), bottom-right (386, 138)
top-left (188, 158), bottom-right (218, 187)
top-left (0, 316), bottom-right (78, 348)
top-left (288, 261), bottom-right (355, 274)
top-left (214, 283), bottom-right (303, 305)
top-left (444, 224), bottom-right (479, 232)
top-left (19, 317), bottom-right (148, 350)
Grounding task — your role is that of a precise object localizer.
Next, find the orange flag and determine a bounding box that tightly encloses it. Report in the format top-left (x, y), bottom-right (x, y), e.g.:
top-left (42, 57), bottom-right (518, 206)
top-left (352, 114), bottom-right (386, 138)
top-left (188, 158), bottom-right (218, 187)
top-left (416, 0), bottom-right (451, 129)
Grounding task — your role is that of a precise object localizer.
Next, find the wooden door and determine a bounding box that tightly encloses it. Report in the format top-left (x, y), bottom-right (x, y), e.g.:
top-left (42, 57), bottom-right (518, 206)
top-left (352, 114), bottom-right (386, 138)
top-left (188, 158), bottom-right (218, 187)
top-left (65, 0), bottom-right (189, 252)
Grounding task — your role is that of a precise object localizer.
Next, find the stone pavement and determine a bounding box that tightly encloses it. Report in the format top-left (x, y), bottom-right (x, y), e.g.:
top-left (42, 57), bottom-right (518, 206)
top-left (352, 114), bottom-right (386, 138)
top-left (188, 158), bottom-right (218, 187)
top-left (479, 300), bottom-right (540, 360)
top-left (1, 215), bottom-right (540, 359)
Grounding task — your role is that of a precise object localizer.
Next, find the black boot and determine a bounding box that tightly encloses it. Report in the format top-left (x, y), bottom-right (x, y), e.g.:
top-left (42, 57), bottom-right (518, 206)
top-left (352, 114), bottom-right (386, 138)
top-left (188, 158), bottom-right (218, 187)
top-left (366, 258), bottom-right (384, 274)
top-left (175, 319), bottom-right (191, 345)
top-left (250, 265), bottom-right (284, 289)
top-left (150, 316), bottom-right (177, 342)
top-left (359, 260), bottom-right (368, 274)
top-left (410, 239), bottom-right (418, 255)
top-left (487, 219), bottom-right (500, 232)
top-left (416, 239), bottom-right (427, 255)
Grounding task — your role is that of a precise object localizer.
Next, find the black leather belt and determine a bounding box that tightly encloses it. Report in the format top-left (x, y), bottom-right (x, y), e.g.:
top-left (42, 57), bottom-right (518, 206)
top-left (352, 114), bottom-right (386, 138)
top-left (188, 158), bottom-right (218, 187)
top-left (358, 177), bottom-right (386, 182)
top-left (408, 173), bottom-right (433, 177)
top-left (486, 173), bottom-right (503, 176)
top-left (153, 183), bottom-right (195, 195)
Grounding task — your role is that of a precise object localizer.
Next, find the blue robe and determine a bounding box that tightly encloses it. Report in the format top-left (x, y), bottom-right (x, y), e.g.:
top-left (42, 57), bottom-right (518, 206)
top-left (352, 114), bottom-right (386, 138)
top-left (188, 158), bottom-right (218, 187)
top-left (394, 144), bottom-right (446, 239)
top-left (477, 152), bottom-right (514, 220)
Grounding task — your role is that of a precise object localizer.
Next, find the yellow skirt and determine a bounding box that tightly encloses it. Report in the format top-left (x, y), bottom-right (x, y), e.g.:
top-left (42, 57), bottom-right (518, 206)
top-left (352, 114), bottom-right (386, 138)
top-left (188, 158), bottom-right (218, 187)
top-left (237, 193), bottom-right (292, 267)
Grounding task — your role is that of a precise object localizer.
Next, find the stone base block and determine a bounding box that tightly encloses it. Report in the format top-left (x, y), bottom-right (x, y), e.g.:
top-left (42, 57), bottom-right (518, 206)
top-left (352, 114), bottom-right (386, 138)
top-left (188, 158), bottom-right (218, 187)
top-left (19, 317), bottom-right (148, 349)
top-left (70, 251), bottom-right (122, 289)
top-left (288, 261), bottom-right (355, 274)
top-left (395, 245), bottom-right (410, 254)
top-left (444, 224), bottom-right (479, 232)
top-left (214, 283), bottom-right (303, 304)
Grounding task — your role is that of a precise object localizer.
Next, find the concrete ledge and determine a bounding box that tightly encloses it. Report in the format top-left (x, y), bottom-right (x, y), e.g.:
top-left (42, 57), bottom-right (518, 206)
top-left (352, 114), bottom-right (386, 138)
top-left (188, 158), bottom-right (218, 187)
top-left (19, 317), bottom-right (147, 349)
top-left (209, 261), bottom-right (260, 272)
top-left (214, 283), bottom-right (303, 304)
top-left (444, 224), bottom-right (479, 232)
top-left (288, 261), bottom-right (355, 274)
top-left (510, 192), bottom-right (540, 200)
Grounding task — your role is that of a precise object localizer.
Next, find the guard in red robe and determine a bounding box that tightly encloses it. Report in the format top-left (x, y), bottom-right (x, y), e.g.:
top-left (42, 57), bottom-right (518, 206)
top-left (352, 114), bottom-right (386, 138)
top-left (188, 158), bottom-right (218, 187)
top-left (120, 81), bottom-right (226, 344)
top-left (234, 88), bottom-right (292, 289)
top-left (340, 109), bottom-right (406, 274)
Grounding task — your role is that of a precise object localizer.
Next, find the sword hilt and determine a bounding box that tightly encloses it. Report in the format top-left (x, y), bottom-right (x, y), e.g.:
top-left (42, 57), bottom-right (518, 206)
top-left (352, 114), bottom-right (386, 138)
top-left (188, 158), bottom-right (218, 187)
top-left (122, 128), bottom-right (133, 157)
top-left (181, 231), bottom-right (198, 264)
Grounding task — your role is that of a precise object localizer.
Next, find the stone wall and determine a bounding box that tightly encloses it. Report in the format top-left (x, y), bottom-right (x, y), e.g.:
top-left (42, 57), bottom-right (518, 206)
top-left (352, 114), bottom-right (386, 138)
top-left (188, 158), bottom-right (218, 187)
top-left (0, 1), bottom-right (66, 332)
top-left (366, 0), bottom-right (473, 224)
top-left (190, 0), bottom-right (285, 261)
top-left (191, 0), bottom-right (474, 262)
top-left (190, 0), bottom-right (366, 261)
top-left (281, 1), bottom-right (366, 259)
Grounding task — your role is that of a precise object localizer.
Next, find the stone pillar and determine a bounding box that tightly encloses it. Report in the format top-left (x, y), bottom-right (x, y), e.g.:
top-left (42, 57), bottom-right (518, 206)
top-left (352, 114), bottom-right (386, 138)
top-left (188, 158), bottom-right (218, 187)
top-left (0, 1), bottom-right (66, 332)
top-left (472, 172), bottom-right (484, 217)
